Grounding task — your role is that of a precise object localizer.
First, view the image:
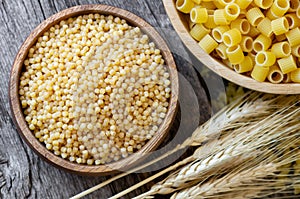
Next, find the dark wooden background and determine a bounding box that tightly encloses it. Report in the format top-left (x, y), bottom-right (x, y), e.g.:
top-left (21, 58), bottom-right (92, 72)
top-left (0, 0), bottom-right (226, 198)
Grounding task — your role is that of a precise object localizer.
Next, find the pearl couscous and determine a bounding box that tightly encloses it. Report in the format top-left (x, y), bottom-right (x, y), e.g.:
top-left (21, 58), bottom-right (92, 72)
top-left (19, 14), bottom-right (171, 165)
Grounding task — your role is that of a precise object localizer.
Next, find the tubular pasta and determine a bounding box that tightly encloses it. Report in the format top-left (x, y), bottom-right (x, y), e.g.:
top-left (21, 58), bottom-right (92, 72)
top-left (190, 24), bottom-right (210, 41)
top-left (271, 41), bottom-right (291, 58)
top-left (285, 14), bottom-right (300, 29)
top-left (267, 65), bottom-right (284, 83)
top-left (204, 15), bottom-right (217, 28)
top-left (277, 55), bottom-right (297, 74)
top-left (253, 0), bottom-right (273, 9)
top-left (290, 69), bottom-right (300, 83)
top-left (176, 0), bottom-right (195, 14)
top-left (286, 28), bottom-right (300, 47)
top-left (255, 51), bottom-right (276, 67)
top-left (246, 7), bottom-right (264, 26)
top-left (226, 45), bottom-right (244, 64)
top-left (240, 36), bottom-right (253, 52)
top-left (212, 26), bottom-right (230, 42)
top-left (271, 17), bottom-right (289, 35)
top-left (253, 34), bottom-right (272, 52)
top-left (251, 65), bottom-right (269, 82)
top-left (270, 0), bottom-right (289, 17)
top-left (198, 34), bottom-right (218, 54)
top-left (289, 0), bottom-right (300, 12)
top-left (257, 18), bottom-right (273, 37)
top-left (214, 9), bottom-right (229, 25)
top-left (224, 3), bottom-right (240, 21)
top-left (190, 7), bottom-right (208, 23)
top-left (291, 45), bottom-right (300, 57)
top-left (235, 0), bottom-right (253, 9)
top-left (234, 56), bottom-right (253, 73)
top-left (230, 18), bottom-right (250, 35)
top-left (215, 43), bottom-right (228, 59)
top-left (223, 28), bottom-right (242, 47)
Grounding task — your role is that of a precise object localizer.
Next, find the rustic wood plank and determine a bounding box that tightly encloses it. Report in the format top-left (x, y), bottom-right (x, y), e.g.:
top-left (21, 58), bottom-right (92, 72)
top-left (0, 0), bottom-right (210, 198)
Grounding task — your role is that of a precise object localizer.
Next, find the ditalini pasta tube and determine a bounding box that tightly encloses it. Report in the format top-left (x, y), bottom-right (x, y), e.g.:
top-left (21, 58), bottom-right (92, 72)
top-left (234, 56), bottom-right (253, 73)
top-left (271, 41), bottom-right (291, 58)
top-left (251, 65), bottom-right (270, 82)
top-left (198, 34), bottom-right (218, 54)
top-left (267, 65), bottom-right (284, 84)
top-left (190, 7), bottom-right (208, 23)
top-left (255, 51), bottom-right (276, 67)
top-left (277, 55), bottom-right (297, 74)
top-left (290, 68), bottom-right (300, 83)
top-left (270, 0), bottom-right (289, 17)
top-left (254, 0), bottom-right (273, 9)
top-left (226, 45), bottom-right (244, 64)
top-left (176, 0), bottom-right (194, 13)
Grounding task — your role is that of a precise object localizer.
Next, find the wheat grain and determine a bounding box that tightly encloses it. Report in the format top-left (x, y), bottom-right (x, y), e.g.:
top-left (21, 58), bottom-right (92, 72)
top-left (171, 163), bottom-right (277, 198)
top-left (132, 103), bottom-right (300, 198)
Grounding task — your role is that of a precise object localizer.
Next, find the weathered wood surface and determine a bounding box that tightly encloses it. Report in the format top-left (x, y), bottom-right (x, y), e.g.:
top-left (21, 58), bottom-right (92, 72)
top-left (0, 0), bottom-right (213, 198)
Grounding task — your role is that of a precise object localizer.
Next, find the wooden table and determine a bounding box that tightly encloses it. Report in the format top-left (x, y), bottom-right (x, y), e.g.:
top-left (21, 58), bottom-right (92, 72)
top-left (0, 0), bottom-right (225, 198)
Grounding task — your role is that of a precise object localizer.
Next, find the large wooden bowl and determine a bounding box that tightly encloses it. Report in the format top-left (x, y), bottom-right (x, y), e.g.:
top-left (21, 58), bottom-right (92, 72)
top-left (9, 5), bottom-right (178, 176)
top-left (163, 0), bottom-right (300, 94)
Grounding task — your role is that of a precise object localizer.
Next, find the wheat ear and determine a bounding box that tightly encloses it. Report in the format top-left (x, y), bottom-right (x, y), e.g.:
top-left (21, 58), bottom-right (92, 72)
top-left (171, 163), bottom-right (277, 199)
top-left (132, 104), bottom-right (300, 198)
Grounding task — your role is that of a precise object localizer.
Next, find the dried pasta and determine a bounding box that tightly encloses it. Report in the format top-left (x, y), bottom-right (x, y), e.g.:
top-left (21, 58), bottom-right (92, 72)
top-left (270, 0), bottom-right (289, 17)
top-left (234, 56), bottom-right (253, 73)
top-left (198, 34), bottom-right (218, 54)
top-left (215, 43), bottom-right (228, 59)
top-left (271, 41), bottom-right (291, 58)
top-left (176, 0), bottom-right (300, 83)
top-left (267, 65), bottom-right (284, 83)
top-left (224, 3), bottom-right (240, 21)
top-left (255, 51), bottom-right (276, 67)
top-left (212, 26), bottom-right (230, 42)
top-left (286, 28), bottom-right (300, 47)
top-left (251, 65), bottom-right (269, 82)
top-left (277, 55), bottom-right (297, 74)
top-left (223, 28), bottom-right (242, 47)
top-left (253, 0), bottom-right (273, 9)
top-left (271, 17), bottom-right (289, 35)
top-left (291, 45), bottom-right (300, 57)
top-left (253, 34), bottom-right (272, 52)
top-left (230, 18), bottom-right (250, 34)
top-left (176, 0), bottom-right (194, 13)
top-left (240, 36), bottom-right (253, 52)
top-left (290, 68), bottom-right (300, 83)
top-left (190, 7), bottom-right (208, 23)
top-left (257, 18), bottom-right (273, 37)
top-left (190, 24), bottom-right (210, 41)
top-left (226, 45), bottom-right (244, 64)
top-left (246, 7), bottom-right (264, 26)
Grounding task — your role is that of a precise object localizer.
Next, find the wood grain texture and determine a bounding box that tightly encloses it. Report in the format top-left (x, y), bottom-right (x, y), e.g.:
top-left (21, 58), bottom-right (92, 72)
top-left (0, 0), bottom-right (210, 198)
top-left (163, 0), bottom-right (300, 94)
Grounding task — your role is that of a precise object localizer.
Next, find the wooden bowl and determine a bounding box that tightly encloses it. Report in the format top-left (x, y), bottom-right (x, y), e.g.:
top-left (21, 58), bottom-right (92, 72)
top-left (163, 0), bottom-right (300, 94)
top-left (9, 4), bottom-right (178, 176)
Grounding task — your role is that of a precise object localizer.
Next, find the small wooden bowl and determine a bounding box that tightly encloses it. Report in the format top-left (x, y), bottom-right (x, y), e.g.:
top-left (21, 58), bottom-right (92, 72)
top-left (9, 5), bottom-right (178, 176)
top-left (163, 0), bottom-right (300, 94)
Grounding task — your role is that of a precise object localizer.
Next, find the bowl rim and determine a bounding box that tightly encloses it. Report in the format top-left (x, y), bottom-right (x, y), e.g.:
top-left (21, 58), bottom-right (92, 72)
top-left (162, 0), bottom-right (300, 94)
top-left (9, 4), bottom-right (178, 176)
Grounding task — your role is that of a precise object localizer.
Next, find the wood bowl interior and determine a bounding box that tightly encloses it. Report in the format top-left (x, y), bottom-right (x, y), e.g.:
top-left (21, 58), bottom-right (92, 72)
top-left (9, 4), bottom-right (178, 176)
top-left (163, 0), bottom-right (300, 94)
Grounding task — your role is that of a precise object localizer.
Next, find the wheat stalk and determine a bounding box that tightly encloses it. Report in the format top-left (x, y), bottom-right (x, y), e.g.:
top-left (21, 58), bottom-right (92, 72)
top-left (71, 92), bottom-right (298, 198)
top-left (171, 117), bottom-right (300, 199)
top-left (171, 163), bottom-right (277, 199)
top-left (131, 103), bottom-right (300, 198)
